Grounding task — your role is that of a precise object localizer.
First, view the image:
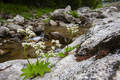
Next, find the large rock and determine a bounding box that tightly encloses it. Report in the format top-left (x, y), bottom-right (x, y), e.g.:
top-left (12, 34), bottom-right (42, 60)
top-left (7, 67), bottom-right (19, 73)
top-left (13, 15), bottom-right (24, 24)
top-left (76, 12), bottom-right (120, 56)
top-left (0, 57), bottom-right (60, 80)
top-left (51, 6), bottom-right (74, 23)
top-left (0, 27), bottom-right (10, 37)
top-left (51, 6), bottom-right (92, 27)
top-left (77, 7), bottom-right (90, 13)
top-left (7, 23), bottom-right (23, 31)
top-left (49, 20), bottom-right (58, 26)
top-left (33, 24), bottom-right (45, 34)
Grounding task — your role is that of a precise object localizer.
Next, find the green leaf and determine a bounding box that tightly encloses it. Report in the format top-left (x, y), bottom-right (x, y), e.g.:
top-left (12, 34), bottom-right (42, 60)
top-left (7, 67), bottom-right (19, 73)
top-left (38, 70), bottom-right (44, 76)
top-left (21, 57), bottom-right (52, 79)
top-left (64, 45), bottom-right (79, 53)
top-left (57, 52), bottom-right (66, 58)
top-left (68, 11), bottom-right (80, 18)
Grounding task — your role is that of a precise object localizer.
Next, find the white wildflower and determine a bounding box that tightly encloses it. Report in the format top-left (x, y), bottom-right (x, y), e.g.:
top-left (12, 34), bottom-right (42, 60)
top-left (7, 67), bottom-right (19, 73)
top-left (51, 39), bottom-right (62, 48)
top-left (22, 42), bottom-right (31, 47)
top-left (29, 32), bottom-right (36, 38)
top-left (25, 26), bottom-right (36, 38)
top-left (51, 39), bottom-right (56, 43)
top-left (55, 40), bottom-right (59, 44)
top-left (66, 24), bottom-right (79, 33)
top-left (51, 39), bottom-right (59, 44)
top-left (51, 46), bottom-right (55, 50)
top-left (48, 50), bottom-right (54, 54)
top-left (56, 44), bottom-right (61, 47)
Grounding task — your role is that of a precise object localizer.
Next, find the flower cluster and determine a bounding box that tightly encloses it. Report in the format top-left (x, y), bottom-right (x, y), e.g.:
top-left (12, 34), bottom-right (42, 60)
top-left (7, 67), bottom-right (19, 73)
top-left (66, 24), bottom-right (79, 33)
top-left (18, 25), bottom-right (63, 61)
top-left (22, 42), bottom-right (35, 47)
top-left (22, 39), bottom-right (62, 58)
top-left (17, 25), bottom-right (36, 38)
top-left (44, 39), bottom-right (62, 56)
top-left (22, 41), bottom-right (46, 55)
top-left (51, 39), bottom-right (61, 49)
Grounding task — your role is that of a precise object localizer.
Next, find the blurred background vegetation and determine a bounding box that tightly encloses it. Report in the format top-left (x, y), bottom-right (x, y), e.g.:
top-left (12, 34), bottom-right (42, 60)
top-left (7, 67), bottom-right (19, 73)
top-left (1, 0), bottom-right (102, 9)
top-left (0, 0), bottom-right (102, 19)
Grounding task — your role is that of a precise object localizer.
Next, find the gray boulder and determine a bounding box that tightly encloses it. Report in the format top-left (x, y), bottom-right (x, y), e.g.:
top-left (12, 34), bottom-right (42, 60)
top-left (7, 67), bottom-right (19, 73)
top-left (13, 15), bottom-right (24, 24)
top-left (33, 24), bottom-right (45, 33)
top-left (0, 57), bottom-right (60, 80)
top-left (50, 6), bottom-right (74, 23)
top-left (7, 23), bottom-right (23, 31)
top-left (49, 20), bottom-right (58, 26)
top-left (76, 12), bottom-right (120, 56)
top-left (0, 27), bottom-right (10, 37)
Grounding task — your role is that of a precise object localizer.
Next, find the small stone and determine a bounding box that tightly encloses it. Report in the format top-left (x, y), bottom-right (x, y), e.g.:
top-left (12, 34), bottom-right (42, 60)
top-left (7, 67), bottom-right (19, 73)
top-left (7, 19), bottom-right (14, 22)
top-left (3, 40), bottom-right (7, 43)
top-left (34, 25), bottom-right (45, 33)
top-left (0, 43), bottom-right (2, 46)
top-left (13, 15), bottom-right (24, 23)
top-left (59, 21), bottom-right (67, 27)
top-left (0, 27), bottom-right (10, 37)
top-left (50, 20), bottom-right (58, 26)
top-left (0, 49), bottom-right (5, 55)
top-left (65, 5), bottom-right (71, 12)
top-left (9, 31), bottom-right (16, 35)
top-left (7, 23), bottom-right (23, 31)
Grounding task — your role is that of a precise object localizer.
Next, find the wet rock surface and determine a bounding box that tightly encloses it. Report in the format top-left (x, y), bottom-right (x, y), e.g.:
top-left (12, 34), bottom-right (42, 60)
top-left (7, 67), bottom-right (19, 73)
top-left (0, 5), bottom-right (120, 80)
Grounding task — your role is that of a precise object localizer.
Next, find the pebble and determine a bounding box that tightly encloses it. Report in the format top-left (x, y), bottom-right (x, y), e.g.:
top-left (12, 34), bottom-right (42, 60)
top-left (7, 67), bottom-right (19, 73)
top-left (0, 43), bottom-right (2, 46)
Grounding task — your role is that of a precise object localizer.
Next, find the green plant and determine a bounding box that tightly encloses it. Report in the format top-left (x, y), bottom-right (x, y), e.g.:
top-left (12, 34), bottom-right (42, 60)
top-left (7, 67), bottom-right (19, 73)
top-left (18, 26), bottom-right (52, 80)
top-left (68, 11), bottom-right (80, 18)
top-left (43, 18), bottom-right (51, 23)
top-left (0, 18), bottom-right (5, 22)
top-left (41, 53), bottom-right (54, 61)
top-left (21, 12), bottom-right (33, 20)
top-left (57, 45), bottom-right (79, 58)
top-left (81, 0), bottom-right (102, 9)
top-left (0, 3), bottom-right (29, 15)
top-left (36, 8), bottom-right (54, 18)
top-left (57, 52), bottom-right (66, 58)
top-left (21, 60), bottom-right (51, 80)
top-left (65, 45), bottom-right (79, 53)
top-left (0, 2), bottom-right (55, 19)
top-left (64, 46), bottom-right (75, 53)
top-left (19, 24), bottom-right (80, 79)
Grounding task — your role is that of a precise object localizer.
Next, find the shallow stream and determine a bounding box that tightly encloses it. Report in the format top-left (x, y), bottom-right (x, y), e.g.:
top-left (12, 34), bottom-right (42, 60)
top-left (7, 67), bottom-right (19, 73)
top-left (0, 26), bottom-right (89, 63)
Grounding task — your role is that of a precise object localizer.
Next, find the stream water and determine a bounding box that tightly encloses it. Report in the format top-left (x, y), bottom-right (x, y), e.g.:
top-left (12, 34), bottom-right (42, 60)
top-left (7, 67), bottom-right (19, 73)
top-left (0, 26), bottom-right (89, 63)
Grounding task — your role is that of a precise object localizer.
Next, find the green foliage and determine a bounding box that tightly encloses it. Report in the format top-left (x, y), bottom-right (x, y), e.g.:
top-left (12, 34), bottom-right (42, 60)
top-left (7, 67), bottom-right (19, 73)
top-left (36, 8), bottom-right (54, 18)
top-left (0, 2), bottom-right (54, 19)
top-left (57, 52), bottom-right (66, 58)
top-left (0, 2), bottom-right (29, 15)
top-left (21, 12), bottom-right (33, 20)
top-left (65, 45), bottom-right (79, 53)
top-left (64, 46), bottom-right (76, 53)
top-left (81, 0), bottom-right (102, 9)
top-left (57, 45), bottom-right (79, 58)
top-left (20, 30), bottom-right (52, 80)
top-left (43, 18), bottom-right (51, 23)
top-left (41, 53), bottom-right (54, 60)
top-left (21, 60), bottom-right (51, 80)
top-left (68, 11), bottom-right (80, 18)
top-left (0, 18), bottom-right (5, 22)
top-left (0, 0), bottom-right (102, 10)
top-left (96, 3), bottom-right (103, 8)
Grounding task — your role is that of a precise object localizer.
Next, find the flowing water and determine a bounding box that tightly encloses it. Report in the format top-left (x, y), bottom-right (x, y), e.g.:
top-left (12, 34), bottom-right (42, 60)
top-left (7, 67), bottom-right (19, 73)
top-left (0, 26), bottom-right (89, 63)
